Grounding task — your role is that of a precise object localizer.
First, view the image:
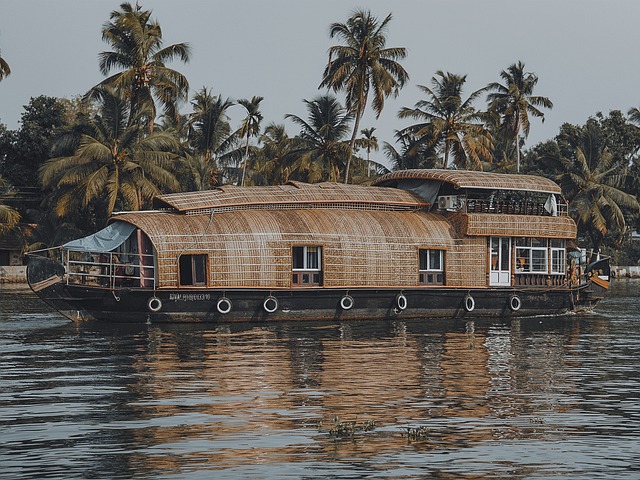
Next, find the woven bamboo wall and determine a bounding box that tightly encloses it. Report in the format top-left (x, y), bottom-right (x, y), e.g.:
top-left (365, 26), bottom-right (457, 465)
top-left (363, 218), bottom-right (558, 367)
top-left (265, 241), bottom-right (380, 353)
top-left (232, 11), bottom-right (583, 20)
top-left (115, 210), bottom-right (457, 289)
top-left (445, 237), bottom-right (487, 287)
top-left (449, 213), bottom-right (577, 239)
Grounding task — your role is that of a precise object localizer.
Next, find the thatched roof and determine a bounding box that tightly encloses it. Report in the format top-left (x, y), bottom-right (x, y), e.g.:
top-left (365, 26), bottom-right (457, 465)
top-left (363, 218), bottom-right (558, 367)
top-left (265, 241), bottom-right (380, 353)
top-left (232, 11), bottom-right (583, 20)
top-left (373, 169), bottom-right (562, 194)
top-left (154, 181), bottom-right (428, 214)
top-left (115, 209), bottom-right (455, 250)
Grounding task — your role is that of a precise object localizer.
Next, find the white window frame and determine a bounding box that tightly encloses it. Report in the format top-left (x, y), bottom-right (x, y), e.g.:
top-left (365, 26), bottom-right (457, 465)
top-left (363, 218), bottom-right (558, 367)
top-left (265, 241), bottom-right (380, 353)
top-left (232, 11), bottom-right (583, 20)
top-left (292, 246), bottom-right (322, 271)
top-left (515, 238), bottom-right (548, 273)
top-left (550, 239), bottom-right (566, 274)
top-left (419, 249), bottom-right (444, 285)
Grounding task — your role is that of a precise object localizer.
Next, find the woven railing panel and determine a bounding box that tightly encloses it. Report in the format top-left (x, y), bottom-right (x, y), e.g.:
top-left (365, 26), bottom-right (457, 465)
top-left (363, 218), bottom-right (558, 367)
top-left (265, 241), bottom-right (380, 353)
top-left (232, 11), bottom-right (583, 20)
top-left (451, 213), bottom-right (577, 239)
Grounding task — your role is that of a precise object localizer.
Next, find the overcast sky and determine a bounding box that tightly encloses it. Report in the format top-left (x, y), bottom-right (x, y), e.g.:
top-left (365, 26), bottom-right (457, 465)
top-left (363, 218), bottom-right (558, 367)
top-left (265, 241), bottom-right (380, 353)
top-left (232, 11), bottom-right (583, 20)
top-left (1, 0), bottom-right (639, 158)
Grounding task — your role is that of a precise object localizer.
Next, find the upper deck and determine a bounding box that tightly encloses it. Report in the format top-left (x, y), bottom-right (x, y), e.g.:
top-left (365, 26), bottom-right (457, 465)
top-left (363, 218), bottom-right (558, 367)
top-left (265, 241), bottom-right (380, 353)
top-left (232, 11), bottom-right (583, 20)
top-left (373, 169), bottom-right (562, 194)
top-left (374, 169), bottom-right (568, 216)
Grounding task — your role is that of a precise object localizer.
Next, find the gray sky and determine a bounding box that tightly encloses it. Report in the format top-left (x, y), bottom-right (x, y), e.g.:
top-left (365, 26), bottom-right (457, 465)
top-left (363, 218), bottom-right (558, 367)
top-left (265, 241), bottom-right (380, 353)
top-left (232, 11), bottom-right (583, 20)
top-left (1, 0), bottom-right (639, 159)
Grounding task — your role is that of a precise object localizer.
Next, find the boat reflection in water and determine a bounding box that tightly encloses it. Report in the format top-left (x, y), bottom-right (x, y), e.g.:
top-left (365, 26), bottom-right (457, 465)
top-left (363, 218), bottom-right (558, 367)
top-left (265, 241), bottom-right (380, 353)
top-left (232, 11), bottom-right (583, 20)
top-left (90, 318), bottom-right (610, 476)
top-left (3, 278), bottom-right (637, 479)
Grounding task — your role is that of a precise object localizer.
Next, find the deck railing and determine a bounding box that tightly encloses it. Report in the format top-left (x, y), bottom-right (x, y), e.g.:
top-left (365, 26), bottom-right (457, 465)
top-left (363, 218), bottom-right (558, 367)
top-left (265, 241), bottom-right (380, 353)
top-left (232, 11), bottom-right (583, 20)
top-left (63, 249), bottom-right (156, 289)
top-left (514, 273), bottom-right (568, 287)
top-left (465, 197), bottom-right (568, 216)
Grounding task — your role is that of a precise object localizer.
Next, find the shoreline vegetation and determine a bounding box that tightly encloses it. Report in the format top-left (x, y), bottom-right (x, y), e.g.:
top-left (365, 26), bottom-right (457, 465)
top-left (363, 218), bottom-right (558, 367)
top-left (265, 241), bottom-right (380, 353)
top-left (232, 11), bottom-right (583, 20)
top-left (0, 2), bottom-right (639, 267)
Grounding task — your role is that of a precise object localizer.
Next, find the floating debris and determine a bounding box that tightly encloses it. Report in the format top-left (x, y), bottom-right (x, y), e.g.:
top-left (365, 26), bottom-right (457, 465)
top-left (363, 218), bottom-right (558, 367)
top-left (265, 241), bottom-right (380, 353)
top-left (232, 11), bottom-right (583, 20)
top-left (404, 425), bottom-right (430, 441)
top-left (321, 416), bottom-right (377, 438)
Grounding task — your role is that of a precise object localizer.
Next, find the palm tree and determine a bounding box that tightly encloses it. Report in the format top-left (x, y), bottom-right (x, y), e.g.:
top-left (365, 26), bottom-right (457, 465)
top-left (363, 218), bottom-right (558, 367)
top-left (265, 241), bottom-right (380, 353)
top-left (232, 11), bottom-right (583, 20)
top-left (0, 204), bottom-right (20, 234)
top-left (0, 49), bottom-right (10, 81)
top-left (320, 9), bottom-right (408, 183)
top-left (398, 71), bottom-right (492, 169)
top-left (487, 61), bottom-right (553, 172)
top-left (22, 209), bottom-right (85, 251)
top-left (237, 96), bottom-right (264, 186)
top-left (40, 87), bottom-right (182, 223)
top-left (628, 107), bottom-right (640, 159)
top-left (252, 123), bottom-right (297, 185)
top-left (93, 2), bottom-right (191, 130)
top-left (186, 87), bottom-right (236, 188)
top-left (553, 122), bottom-right (639, 259)
top-left (285, 94), bottom-right (353, 183)
top-left (0, 175), bottom-right (20, 235)
top-left (384, 131), bottom-right (439, 171)
top-left (354, 127), bottom-right (378, 176)
top-left (627, 107), bottom-right (640, 201)
top-left (628, 106), bottom-right (640, 127)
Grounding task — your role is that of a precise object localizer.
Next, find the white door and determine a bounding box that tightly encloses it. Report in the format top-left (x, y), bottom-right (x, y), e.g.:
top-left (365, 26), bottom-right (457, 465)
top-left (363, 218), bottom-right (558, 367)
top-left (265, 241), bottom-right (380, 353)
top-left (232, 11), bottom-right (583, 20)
top-left (490, 237), bottom-right (511, 286)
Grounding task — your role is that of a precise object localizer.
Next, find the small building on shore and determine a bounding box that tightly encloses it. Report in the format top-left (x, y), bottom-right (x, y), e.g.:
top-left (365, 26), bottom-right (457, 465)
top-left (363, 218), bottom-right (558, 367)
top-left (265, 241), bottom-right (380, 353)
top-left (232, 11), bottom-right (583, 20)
top-left (0, 229), bottom-right (26, 283)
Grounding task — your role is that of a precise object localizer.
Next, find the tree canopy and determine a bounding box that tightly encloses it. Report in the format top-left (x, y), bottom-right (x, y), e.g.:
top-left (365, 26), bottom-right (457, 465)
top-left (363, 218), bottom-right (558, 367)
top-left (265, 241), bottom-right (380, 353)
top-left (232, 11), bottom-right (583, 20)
top-left (320, 9), bottom-right (408, 183)
top-left (487, 61), bottom-right (553, 172)
top-left (398, 71), bottom-right (492, 169)
top-left (93, 2), bottom-right (191, 130)
top-left (40, 87), bottom-right (182, 224)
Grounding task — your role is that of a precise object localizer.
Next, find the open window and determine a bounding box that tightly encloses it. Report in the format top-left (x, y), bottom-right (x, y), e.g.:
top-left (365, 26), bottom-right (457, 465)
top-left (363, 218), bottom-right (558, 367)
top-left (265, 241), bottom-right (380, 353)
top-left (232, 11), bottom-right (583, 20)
top-left (292, 246), bottom-right (322, 286)
top-left (419, 249), bottom-right (444, 285)
top-left (179, 254), bottom-right (208, 286)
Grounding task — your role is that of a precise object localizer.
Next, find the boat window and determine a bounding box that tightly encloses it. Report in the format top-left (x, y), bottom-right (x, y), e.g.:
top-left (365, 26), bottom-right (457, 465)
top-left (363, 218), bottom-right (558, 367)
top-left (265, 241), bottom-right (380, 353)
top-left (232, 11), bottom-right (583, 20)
top-left (179, 254), bottom-right (208, 286)
top-left (292, 246), bottom-right (322, 286)
top-left (515, 238), bottom-right (548, 273)
top-left (550, 239), bottom-right (566, 274)
top-left (419, 249), bottom-right (444, 285)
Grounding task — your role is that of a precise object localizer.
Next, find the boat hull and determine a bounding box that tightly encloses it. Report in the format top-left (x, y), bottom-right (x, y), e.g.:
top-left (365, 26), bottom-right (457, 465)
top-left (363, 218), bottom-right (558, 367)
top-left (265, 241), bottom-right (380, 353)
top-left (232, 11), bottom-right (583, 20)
top-left (27, 256), bottom-right (606, 323)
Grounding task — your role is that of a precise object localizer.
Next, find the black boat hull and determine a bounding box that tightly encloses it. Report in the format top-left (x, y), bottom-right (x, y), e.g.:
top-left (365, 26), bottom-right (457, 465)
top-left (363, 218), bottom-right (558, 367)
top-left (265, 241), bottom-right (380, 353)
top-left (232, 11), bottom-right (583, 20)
top-left (27, 256), bottom-right (606, 323)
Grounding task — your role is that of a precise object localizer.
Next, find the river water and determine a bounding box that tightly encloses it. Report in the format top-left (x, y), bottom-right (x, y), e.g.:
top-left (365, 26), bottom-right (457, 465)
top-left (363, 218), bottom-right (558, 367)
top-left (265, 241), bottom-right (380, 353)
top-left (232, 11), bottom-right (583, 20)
top-left (1, 280), bottom-right (639, 479)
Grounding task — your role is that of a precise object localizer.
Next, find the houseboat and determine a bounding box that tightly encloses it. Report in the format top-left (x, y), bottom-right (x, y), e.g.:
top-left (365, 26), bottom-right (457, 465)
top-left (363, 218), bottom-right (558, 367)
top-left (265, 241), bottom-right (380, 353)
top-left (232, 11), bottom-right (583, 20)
top-left (26, 169), bottom-right (610, 323)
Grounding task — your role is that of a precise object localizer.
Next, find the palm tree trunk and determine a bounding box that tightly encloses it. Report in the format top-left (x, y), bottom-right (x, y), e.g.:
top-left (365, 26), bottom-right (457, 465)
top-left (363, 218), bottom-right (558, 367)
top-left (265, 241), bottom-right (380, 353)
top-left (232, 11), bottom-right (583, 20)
top-left (515, 133), bottom-right (521, 173)
top-left (345, 111), bottom-right (362, 184)
top-left (443, 140), bottom-right (450, 169)
top-left (241, 134), bottom-right (250, 187)
top-left (345, 82), bottom-right (368, 184)
top-left (515, 115), bottom-right (521, 173)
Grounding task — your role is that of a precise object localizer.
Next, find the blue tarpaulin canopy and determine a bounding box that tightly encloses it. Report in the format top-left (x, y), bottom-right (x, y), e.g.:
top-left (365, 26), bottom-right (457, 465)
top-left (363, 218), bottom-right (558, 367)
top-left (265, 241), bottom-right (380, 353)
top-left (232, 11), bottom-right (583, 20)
top-left (63, 221), bottom-right (136, 252)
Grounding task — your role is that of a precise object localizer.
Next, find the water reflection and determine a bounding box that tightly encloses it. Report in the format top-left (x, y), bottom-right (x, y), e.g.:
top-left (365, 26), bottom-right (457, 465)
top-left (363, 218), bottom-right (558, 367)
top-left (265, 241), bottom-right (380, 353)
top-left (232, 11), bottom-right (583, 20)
top-left (1, 282), bottom-right (640, 479)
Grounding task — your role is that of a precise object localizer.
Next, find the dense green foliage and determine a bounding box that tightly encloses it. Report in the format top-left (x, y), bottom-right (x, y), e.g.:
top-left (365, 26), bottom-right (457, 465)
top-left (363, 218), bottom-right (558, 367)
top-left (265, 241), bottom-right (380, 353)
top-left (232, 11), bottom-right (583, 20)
top-left (40, 87), bottom-right (183, 226)
top-left (397, 71), bottom-right (492, 170)
top-left (0, 3), bottom-right (638, 262)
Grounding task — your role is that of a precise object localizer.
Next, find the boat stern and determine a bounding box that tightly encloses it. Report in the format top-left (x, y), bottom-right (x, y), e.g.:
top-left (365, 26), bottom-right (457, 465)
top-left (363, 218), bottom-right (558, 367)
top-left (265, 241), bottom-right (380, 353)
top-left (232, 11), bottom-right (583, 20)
top-left (587, 256), bottom-right (611, 291)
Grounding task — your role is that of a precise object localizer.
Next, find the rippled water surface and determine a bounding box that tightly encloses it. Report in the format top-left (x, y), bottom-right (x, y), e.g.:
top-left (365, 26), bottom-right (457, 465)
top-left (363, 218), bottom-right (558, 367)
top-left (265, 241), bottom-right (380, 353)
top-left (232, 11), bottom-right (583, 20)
top-left (1, 281), bottom-right (639, 479)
